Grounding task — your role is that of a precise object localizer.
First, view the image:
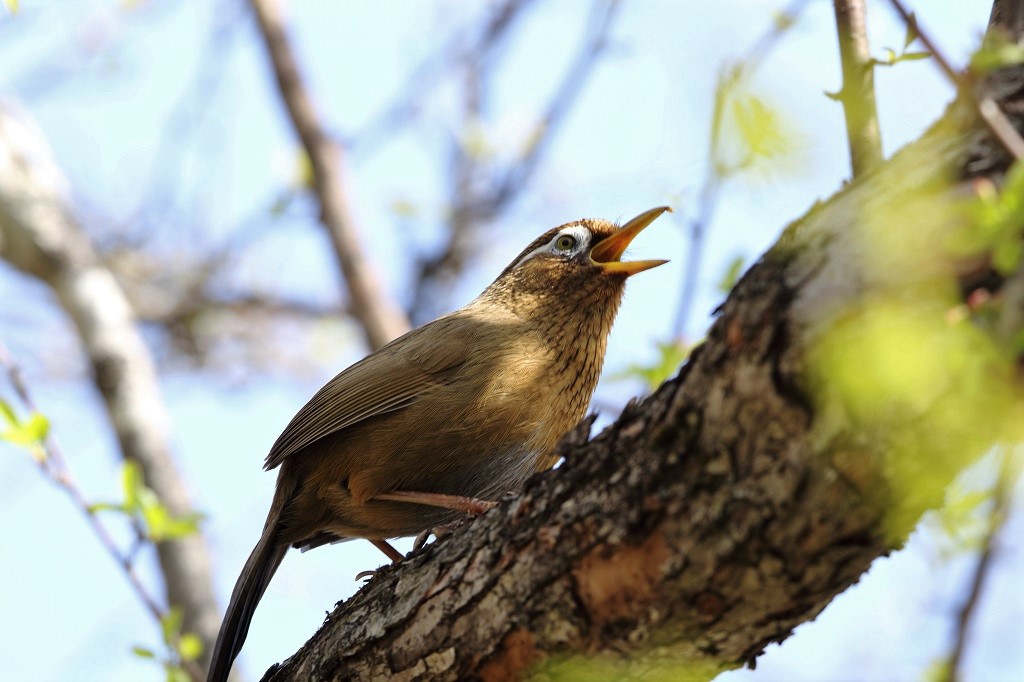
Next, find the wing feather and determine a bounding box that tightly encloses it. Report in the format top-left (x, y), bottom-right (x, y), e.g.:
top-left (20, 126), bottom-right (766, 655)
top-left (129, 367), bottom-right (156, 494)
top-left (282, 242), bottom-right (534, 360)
top-left (263, 320), bottom-right (471, 470)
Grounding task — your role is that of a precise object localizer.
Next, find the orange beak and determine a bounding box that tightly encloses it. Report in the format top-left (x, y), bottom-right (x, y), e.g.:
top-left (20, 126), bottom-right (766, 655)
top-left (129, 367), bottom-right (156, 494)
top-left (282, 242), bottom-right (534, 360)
top-left (589, 206), bottom-right (671, 276)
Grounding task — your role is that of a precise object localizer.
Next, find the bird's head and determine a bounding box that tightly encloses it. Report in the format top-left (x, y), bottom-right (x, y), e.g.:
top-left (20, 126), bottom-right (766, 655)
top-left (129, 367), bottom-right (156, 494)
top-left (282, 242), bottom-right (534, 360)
top-left (482, 206), bottom-right (671, 318)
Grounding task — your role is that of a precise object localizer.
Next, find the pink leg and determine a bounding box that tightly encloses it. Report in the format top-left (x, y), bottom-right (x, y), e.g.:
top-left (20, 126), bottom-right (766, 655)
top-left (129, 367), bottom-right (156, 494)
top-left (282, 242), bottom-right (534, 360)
top-left (370, 539), bottom-right (404, 563)
top-left (372, 490), bottom-right (497, 515)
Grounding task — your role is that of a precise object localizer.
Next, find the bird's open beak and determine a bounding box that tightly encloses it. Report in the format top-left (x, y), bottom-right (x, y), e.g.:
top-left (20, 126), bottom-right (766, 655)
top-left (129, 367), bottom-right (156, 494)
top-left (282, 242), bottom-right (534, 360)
top-left (589, 206), bottom-right (671, 276)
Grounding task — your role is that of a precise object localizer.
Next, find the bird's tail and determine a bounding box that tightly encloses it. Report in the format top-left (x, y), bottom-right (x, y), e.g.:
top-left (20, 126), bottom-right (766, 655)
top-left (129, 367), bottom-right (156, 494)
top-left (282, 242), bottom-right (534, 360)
top-left (207, 514), bottom-right (288, 682)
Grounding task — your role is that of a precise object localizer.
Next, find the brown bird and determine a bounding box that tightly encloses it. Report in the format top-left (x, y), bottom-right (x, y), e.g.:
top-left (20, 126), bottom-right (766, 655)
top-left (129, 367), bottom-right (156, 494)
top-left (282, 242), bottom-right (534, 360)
top-left (208, 207), bottom-right (670, 682)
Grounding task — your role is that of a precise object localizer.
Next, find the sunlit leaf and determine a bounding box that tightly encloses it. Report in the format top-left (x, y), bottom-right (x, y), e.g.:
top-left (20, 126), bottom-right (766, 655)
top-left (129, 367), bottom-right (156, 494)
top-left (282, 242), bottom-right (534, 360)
top-left (899, 51), bottom-right (931, 61)
top-left (131, 646), bottom-right (156, 659)
top-left (903, 12), bottom-right (921, 50)
top-left (161, 607), bottom-right (183, 646)
top-left (612, 341), bottom-right (691, 391)
top-left (177, 633), bottom-right (203, 662)
top-left (3, 0), bottom-right (18, 15)
top-left (717, 255), bottom-right (746, 293)
top-left (165, 664), bottom-right (190, 682)
top-left (0, 399), bottom-right (16, 426)
top-left (731, 95), bottom-right (787, 164)
top-left (121, 460), bottom-right (144, 512)
top-left (1, 412), bottom-right (48, 446)
top-left (294, 149), bottom-right (314, 190)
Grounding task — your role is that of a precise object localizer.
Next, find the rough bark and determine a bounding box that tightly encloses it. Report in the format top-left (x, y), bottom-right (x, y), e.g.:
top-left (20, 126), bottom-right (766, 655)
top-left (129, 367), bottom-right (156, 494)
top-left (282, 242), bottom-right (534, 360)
top-left (262, 70), bottom-right (1024, 681)
top-left (0, 104), bottom-right (222, 674)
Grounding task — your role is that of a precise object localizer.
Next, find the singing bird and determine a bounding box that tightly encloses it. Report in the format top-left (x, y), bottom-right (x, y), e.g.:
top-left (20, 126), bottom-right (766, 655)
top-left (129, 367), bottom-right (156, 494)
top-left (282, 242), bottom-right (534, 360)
top-left (208, 207), bottom-right (670, 681)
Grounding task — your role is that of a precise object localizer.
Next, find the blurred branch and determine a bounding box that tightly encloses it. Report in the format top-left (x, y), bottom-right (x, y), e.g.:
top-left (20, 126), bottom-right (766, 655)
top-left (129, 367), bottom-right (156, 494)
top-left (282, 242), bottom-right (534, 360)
top-left (348, 0), bottom-right (538, 157)
top-left (411, 0), bottom-right (622, 320)
top-left (887, 0), bottom-right (1024, 160)
top-left (832, 0), bottom-right (883, 177)
top-left (0, 343), bottom-right (204, 682)
top-left (248, 0), bottom-right (410, 350)
top-left (0, 104), bottom-right (220, 675)
top-left (673, 0), bottom-right (809, 340)
top-left (945, 453), bottom-right (1018, 682)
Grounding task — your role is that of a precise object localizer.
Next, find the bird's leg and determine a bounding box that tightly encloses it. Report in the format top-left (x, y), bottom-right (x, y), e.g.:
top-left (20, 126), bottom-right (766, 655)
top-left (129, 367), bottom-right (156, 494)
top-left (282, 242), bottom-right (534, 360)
top-left (355, 539), bottom-right (406, 581)
top-left (371, 539), bottom-right (405, 563)
top-left (359, 493), bottom-right (496, 577)
top-left (372, 490), bottom-right (497, 515)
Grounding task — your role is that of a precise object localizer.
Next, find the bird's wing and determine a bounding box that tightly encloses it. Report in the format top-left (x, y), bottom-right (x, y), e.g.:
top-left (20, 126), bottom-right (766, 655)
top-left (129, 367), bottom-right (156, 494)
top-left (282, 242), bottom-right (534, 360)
top-left (263, 319), bottom-right (471, 470)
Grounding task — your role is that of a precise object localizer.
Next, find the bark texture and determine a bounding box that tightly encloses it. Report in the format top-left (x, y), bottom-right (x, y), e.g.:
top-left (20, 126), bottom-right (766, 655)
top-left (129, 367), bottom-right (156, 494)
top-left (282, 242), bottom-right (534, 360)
top-left (262, 72), bottom-right (1024, 681)
top-left (0, 104), bottom-right (222, 674)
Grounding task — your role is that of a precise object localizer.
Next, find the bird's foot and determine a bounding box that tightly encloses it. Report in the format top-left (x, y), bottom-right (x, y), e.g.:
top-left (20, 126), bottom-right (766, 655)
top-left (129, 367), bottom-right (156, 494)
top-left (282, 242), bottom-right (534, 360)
top-left (411, 519), bottom-right (467, 551)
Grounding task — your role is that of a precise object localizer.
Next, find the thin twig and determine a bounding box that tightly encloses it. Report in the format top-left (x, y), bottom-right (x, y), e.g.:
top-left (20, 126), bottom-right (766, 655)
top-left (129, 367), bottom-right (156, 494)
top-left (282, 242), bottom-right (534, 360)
top-left (348, 0), bottom-right (538, 157)
top-left (248, 0), bottom-right (410, 350)
top-left (945, 452), bottom-right (1019, 682)
top-left (0, 343), bottom-right (204, 682)
top-left (832, 0), bottom-right (884, 177)
top-left (673, 0), bottom-right (810, 340)
top-left (888, 0), bottom-right (1024, 160)
top-left (411, 0), bottom-right (622, 320)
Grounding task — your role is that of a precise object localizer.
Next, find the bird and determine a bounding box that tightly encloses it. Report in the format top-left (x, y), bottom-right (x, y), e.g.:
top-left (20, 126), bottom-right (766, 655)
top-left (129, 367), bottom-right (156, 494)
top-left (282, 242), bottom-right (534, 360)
top-left (208, 206), bottom-right (670, 682)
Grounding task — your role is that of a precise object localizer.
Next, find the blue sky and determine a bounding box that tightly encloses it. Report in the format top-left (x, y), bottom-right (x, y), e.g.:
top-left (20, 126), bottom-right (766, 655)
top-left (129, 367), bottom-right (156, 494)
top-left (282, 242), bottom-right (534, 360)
top-left (1, 1), bottom-right (1020, 680)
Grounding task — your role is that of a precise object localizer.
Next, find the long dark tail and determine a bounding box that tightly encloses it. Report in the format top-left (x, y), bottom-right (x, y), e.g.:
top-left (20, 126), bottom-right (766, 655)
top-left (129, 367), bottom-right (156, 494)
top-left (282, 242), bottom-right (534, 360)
top-left (207, 517), bottom-right (288, 682)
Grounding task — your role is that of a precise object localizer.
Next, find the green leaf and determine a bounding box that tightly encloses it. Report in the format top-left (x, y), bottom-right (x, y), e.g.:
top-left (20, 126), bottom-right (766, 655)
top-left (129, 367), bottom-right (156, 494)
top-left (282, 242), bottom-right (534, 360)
top-left (161, 607), bottom-right (183, 646)
top-left (898, 51), bottom-right (931, 62)
top-left (612, 342), bottom-right (692, 391)
top-left (903, 11), bottom-right (920, 50)
top-left (717, 255), bottom-right (746, 294)
top-left (0, 399), bottom-right (17, 426)
top-left (177, 633), bottom-right (203, 662)
top-left (87, 502), bottom-right (129, 514)
top-left (121, 460), bottom-right (144, 512)
top-left (923, 657), bottom-right (952, 682)
top-left (131, 646), bottom-right (156, 659)
top-left (3, 0), bottom-right (18, 14)
top-left (164, 664), bottom-right (190, 682)
top-left (1, 412), bottom-right (49, 446)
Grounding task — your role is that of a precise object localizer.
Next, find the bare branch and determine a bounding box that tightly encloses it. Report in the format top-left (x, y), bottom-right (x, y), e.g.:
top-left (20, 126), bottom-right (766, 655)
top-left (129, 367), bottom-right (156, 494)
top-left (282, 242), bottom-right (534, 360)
top-left (411, 0), bottom-right (622, 320)
top-left (0, 103), bottom-right (221, 675)
top-left (946, 453), bottom-right (1019, 682)
top-left (888, 0), bottom-right (1024, 160)
top-left (247, 0), bottom-right (410, 350)
top-left (832, 0), bottom-right (884, 177)
top-left (0, 343), bottom-right (204, 682)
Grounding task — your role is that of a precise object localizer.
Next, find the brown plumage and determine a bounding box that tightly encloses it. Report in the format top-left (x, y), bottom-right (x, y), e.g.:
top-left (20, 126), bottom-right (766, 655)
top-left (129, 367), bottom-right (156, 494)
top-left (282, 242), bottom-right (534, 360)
top-left (208, 207), bottom-right (670, 682)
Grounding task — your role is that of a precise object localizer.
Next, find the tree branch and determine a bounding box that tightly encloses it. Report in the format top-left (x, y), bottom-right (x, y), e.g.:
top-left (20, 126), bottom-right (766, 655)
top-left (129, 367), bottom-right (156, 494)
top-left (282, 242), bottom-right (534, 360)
top-left (261, 64), bottom-right (1024, 682)
top-left (247, 0), bottom-right (410, 350)
top-left (0, 104), bottom-right (221, 674)
top-left (832, 0), bottom-right (883, 177)
top-left (887, 0), bottom-right (1024, 160)
top-left (945, 453), bottom-right (1018, 682)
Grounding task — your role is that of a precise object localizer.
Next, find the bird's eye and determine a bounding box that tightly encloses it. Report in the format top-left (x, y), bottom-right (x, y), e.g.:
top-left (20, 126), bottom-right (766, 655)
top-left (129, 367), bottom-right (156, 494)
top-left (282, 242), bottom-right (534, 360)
top-left (554, 234), bottom-right (577, 252)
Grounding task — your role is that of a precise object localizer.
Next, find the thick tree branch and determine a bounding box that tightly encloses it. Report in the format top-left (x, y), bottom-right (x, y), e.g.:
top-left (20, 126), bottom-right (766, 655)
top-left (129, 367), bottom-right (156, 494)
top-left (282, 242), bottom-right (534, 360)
top-left (832, 0), bottom-right (883, 177)
top-left (262, 65), bottom-right (1024, 682)
top-left (248, 0), bottom-right (410, 350)
top-left (0, 105), bottom-right (221, 673)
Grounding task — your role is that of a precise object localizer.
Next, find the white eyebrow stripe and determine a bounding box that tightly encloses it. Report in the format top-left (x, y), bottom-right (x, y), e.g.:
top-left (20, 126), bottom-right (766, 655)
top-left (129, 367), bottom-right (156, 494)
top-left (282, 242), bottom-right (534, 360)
top-left (511, 225), bottom-right (591, 271)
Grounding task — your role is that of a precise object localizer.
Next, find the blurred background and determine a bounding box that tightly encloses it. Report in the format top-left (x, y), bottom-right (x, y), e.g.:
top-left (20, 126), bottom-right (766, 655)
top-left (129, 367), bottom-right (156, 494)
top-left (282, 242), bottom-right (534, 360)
top-left (0, 0), bottom-right (1020, 680)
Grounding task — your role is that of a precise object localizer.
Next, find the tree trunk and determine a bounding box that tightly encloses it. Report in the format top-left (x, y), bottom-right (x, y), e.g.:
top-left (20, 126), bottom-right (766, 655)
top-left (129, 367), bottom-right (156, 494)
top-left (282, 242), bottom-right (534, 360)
top-left (262, 65), bottom-right (1024, 682)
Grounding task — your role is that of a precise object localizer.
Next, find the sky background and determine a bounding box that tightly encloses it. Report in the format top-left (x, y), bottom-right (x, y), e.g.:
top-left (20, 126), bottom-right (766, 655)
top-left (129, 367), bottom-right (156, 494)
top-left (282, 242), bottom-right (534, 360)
top-left (0, 1), bottom-right (1021, 680)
